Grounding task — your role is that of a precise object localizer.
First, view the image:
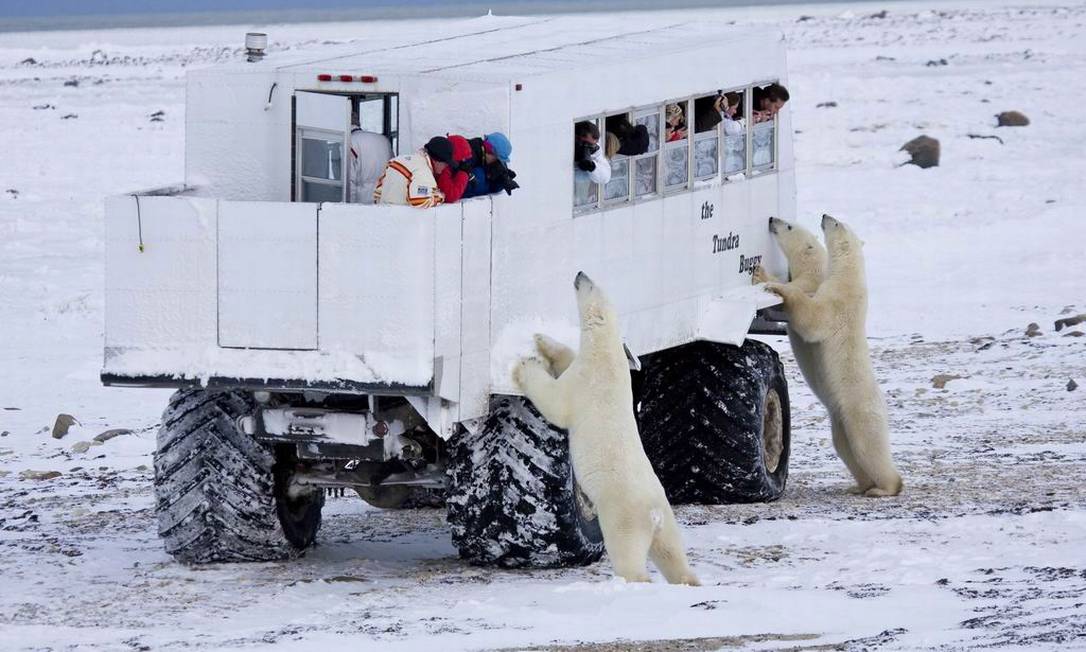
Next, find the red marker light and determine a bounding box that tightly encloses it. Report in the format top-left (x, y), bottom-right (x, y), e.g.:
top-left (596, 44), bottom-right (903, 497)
top-left (358, 75), bottom-right (378, 83)
top-left (338, 74), bottom-right (353, 82)
top-left (317, 74), bottom-right (332, 81)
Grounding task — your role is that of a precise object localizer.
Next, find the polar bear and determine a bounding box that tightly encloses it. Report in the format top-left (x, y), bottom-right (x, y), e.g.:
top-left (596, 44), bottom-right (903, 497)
top-left (753, 217), bottom-right (829, 404)
top-left (513, 272), bottom-right (700, 585)
top-left (763, 215), bottom-right (903, 497)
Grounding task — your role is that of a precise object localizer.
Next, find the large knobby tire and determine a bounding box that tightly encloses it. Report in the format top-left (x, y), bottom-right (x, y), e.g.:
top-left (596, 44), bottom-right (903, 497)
top-left (637, 339), bottom-right (791, 504)
top-left (153, 389), bottom-right (324, 563)
top-left (445, 395), bottom-right (604, 568)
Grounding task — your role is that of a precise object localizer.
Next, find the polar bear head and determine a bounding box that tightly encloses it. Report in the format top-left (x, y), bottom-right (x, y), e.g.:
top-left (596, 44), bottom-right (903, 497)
top-left (574, 271), bottom-right (619, 337)
top-left (769, 217), bottom-right (827, 289)
top-left (821, 214), bottom-right (865, 276)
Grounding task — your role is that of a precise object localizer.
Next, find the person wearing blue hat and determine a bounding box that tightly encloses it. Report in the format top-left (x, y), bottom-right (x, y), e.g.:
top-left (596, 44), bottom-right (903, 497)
top-left (462, 132), bottom-right (519, 199)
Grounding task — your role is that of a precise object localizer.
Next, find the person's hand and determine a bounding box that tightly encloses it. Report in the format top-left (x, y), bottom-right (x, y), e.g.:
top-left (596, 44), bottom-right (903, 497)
top-left (577, 159), bottom-right (596, 172)
top-left (677, 127), bottom-right (687, 139)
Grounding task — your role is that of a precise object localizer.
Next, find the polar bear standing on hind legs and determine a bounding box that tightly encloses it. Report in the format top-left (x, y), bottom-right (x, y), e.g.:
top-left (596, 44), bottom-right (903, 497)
top-left (763, 215), bottom-right (903, 497)
top-left (513, 272), bottom-right (700, 585)
top-left (753, 217), bottom-right (829, 405)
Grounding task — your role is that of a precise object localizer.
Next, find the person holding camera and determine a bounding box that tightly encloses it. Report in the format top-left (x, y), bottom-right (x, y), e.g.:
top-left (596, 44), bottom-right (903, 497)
top-left (435, 134), bottom-right (474, 204)
top-left (461, 132), bottom-right (519, 199)
top-left (373, 136), bottom-right (451, 208)
top-left (574, 121), bottom-right (611, 185)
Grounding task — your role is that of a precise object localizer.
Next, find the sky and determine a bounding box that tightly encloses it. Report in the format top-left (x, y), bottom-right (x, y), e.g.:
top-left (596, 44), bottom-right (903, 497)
top-left (3, 0), bottom-right (553, 18)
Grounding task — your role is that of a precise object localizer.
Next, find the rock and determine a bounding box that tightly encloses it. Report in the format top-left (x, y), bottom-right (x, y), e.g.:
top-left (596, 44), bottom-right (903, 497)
top-left (150, 110), bottom-right (165, 118)
top-left (797, 15), bottom-right (814, 22)
top-left (867, 9), bottom-right (889, 19)
top-left (20, 57), bottom-right (37, 65)
top-left (19, 470), bottom-right (62, 481)
top-left (932, 374), bottom-right (963, 389)
top-left (71, 440), bottom-right (103, 454)
top-left (61, 114), bottom-right (78, 120)
top-left (31, 104), bottom-right (54, 110)
top-left (63, 79), bottom-right (79, 87)
top-left (1025, 323), bottom-right (1042, 337)
top-left (1069, 379), bottom-right (1079, 392)
top-left (5, 189), bottom-right (18, 198)
top-left (900, 135), bottom-right (940, 169)
top-left (1064, 330), bottom-right (1084, 338)
top-left (816, 101), bottom-right (838, 108)
top-left (1054, 313), bottom-right (1085, 331)
top-left (1, 431), bottom-right (9, 437)
top-left (926, 58), bottom-right (949, 67)
top-left (94, 428), bottom-right (132, 443)
top-left (875, 55), bottom-right (896, 61)
top-left (52, 414), bottom-right (79, 439)
top-left (996, 111), bottom-right (1029, 127)
top-left (3, 406), bottom-right (21, 410)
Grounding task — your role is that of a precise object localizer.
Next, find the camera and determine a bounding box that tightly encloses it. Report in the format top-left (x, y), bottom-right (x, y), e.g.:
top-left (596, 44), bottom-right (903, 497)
top-left (486, 159), bottom-right (520, 196)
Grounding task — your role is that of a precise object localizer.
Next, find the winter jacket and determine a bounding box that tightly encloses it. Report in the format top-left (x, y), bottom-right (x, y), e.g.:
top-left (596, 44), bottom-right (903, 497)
top-left (694, 96), bottom-right (723, 133)
top-left (349, 128), bottom-right (393, 204)
top-left (434, 135), bottom-right (473, 204)
top-left (617, 124), bottom-right (650, 156)
top-left (584, 145), bottom-right (611, 185)
top-left (373, 149), bottom-right (445, 208)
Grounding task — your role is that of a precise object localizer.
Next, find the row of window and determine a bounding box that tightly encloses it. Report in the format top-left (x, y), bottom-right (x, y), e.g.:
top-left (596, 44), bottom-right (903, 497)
top-left (573, 83), bottom-right (780, 214)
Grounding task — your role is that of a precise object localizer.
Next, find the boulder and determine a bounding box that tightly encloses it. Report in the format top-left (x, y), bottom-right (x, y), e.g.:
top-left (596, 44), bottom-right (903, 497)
top-left (900, 135), bottom-right (940, 168)
top-left (94, 428), bottom-right (132, 443)
top-left (51, 414), bottom-right (79, 439)
top-left (996, 111), bottom-right (1029, 127)
top-left (20, 470), bottom-right (62, 481)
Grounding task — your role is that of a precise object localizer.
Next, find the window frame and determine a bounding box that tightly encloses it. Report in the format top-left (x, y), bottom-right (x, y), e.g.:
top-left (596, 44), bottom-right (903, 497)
top-left (296, 125), bottom-right (346, 203)
top-left (571, 81), bottom-right (780, 217)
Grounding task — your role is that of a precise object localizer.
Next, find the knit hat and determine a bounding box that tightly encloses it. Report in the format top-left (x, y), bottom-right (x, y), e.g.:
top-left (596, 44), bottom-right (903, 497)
top-left (483, 132), bottom-right (512, 163)
top-left (424, 136), bottom-right (454, 164)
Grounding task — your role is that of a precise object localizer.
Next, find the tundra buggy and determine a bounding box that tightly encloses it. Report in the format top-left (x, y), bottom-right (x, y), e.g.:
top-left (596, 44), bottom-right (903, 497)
top-left (102, 15), bottom-right (795, 567)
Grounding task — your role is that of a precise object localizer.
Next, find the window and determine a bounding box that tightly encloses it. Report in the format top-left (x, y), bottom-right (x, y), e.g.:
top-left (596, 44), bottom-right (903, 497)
top-left (720, 90), bottom-right (747, 177)
top-left (298, 127), bottom-right (344, 202)
top-left (750, 84), bottom-right (777, 173)
top-left (633, 110), bottom-right (660, 197)
top-left (603, 114), bottom-right (631, 204)
top-left (662, 100), bottom-right (689, 191)
top-left (573, 118), bottom-right (602, 210)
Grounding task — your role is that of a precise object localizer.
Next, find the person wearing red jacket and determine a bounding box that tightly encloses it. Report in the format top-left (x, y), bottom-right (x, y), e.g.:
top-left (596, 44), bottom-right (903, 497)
top-left (435, 134), bottom-right (473, 203)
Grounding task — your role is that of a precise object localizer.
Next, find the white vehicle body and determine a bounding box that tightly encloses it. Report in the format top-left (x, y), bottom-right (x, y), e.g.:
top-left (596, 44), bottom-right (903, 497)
top-left (101, 15), bottom-right (793, 438)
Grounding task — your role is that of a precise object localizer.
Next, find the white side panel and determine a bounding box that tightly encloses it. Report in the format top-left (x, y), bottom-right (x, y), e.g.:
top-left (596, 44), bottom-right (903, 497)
top-left (104, 195), bottom-right (218, 350)
top-left (318, 203), bottom-right (436, 385)
top-left (458, 198), bottom-right (494, 421)
top-left (400, 78), bottom-right (509, 155)
top-left (433, 204), bottom-right (463, 404)
top-left (217, 201), bottom-right (318, 350)
top-left (185, 68), bottom-right (290, 202)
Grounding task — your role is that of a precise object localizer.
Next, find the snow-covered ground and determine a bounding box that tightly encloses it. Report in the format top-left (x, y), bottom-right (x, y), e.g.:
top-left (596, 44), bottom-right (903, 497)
top-left (1, 1), bottom-right (1085, 649)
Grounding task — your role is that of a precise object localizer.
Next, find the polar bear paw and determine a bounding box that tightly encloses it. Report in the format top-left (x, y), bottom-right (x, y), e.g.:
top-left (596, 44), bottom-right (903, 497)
top-left (762, 282), bottom-right (786, 297)
top-left (512, 356), bottom-right (548, 388)
top-left (751, 265), bottom-right (770, 285)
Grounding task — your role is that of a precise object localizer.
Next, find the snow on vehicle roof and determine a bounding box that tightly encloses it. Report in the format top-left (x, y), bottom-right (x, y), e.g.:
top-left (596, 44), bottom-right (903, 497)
top-left (224, 14), bottom-right (780, 84)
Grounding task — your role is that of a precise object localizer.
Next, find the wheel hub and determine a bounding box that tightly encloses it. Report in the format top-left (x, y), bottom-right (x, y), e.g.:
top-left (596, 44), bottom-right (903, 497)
top-left (762, 388), bottom-right (784, 473)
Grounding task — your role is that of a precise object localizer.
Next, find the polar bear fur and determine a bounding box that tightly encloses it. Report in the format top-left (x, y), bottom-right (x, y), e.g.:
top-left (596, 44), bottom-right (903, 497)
top-left (764, 215), bottom-right (903, 497)
top-left (512, 272), bottom-right (700, 585)
top-left (753, 217), bottom-right (829, 405)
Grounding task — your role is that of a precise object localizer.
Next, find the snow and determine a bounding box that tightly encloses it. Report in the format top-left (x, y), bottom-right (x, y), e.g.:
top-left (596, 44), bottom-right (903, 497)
top-left (2, 1), bottom-right (1086, 649)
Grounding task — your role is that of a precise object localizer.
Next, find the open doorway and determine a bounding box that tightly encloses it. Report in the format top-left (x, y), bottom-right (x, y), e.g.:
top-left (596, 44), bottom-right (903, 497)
top-left (292, 91), bottom-right (399, 203)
